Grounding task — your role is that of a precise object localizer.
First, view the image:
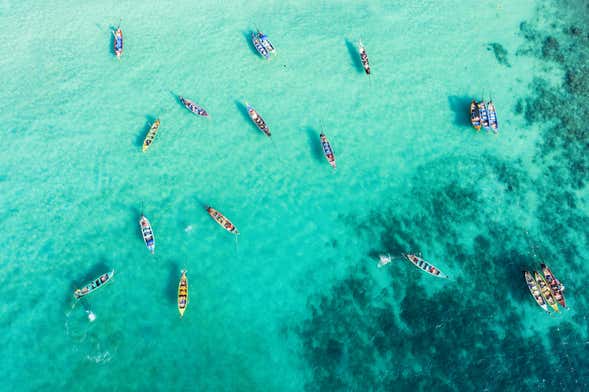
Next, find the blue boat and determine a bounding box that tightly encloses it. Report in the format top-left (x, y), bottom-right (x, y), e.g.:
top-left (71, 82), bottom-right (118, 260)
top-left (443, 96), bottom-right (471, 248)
top-left (320, 133), bottom-right (336, 169)
top-left (487, 101), bottom-right (499, 134)
top-left (74, 270), bottom-right (115, 299)
top-left (251, 32), bottom-right (270, 59)
top-left (257, 31), bottom-right (276, 54)
top-left (477, 101), bottom-right (490, 130)
top-left (139, 214), bottom-right (155, 254)
top-left (113, 27), bottom-right (123, 59)
top-left (179, 96), bottom-right (209, 117)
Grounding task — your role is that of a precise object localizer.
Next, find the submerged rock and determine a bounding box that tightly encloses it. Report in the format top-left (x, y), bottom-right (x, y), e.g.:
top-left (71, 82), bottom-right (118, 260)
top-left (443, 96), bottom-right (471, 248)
top-left (487, 42), bottom-right (511, 67)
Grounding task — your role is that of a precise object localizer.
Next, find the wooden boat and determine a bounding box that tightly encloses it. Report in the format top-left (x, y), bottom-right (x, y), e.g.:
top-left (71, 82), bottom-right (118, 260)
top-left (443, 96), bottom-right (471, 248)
top-left (477, 101), bottom-right (490, 129)
top-left (142, 119), bottom-right (161, 152)
top-left (534, 271), bottom-right (559, 312)
top-left (74, 270), bottom-right (115, 299)
top-left (251, 32), bottom-right (270, 59)
top-left (257, 31), bottom-right (276, 54)
top-left (487, 101), bottom-right (499, 134)
top-left (541, 263), bottom-right (566, 308)
top-left (524, 271), bottom-right (549, 312)
top-left (319, 133), bottom-right (336, 169)
top-left (139, 214), bottom-right (155, 254)
top-left (178, 270), bottom-right (188, 318)
top-left (470, 100), bottom-right (481, 130)
top-left (359, 41), bottom-right (371, 75)
top-left (401, 253), bottom-right (448, 279)
top-left (179, 96), bottom-right (209, 117)
top-left (113, 28), bottom-right (123, 59)
top-left (206, 206), bottom-right (239, 234)
top-left (246, 103), bottom-right (271, 137)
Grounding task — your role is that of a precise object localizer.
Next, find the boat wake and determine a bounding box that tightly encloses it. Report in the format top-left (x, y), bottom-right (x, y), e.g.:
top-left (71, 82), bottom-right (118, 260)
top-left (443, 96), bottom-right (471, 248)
top-left (86, 350), bottom-right (112, 364)
top-left (64, 309), bottom-right (89, 343)
top-left (377, 254), bottom-right (392, 268)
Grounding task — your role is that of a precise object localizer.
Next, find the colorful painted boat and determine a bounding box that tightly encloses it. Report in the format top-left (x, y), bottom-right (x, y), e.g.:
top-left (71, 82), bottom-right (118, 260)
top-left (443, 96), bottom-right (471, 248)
top-left (257, 31), bottom-right (276, 54)
top-left (251, 32), bottom-right (270, 59)
top-left (207, 206), bottom-right (239, 234)
top-left (113, 28), bottom-right (123, 59)
top-left (401, 253), bottom-right (448, 279)
top-left (470, 100), bottom-right (481, 130)
top-left (320, 133), bottom-right (336, 169)
top-left (178, 270), bottom-right (188, 318)
top-left (534, 271), bottom-right (559, 312)
top-left (487, 101), bottom-right (499, 134)
top-left (74, 270), bottom-right (115, 299)
top-left (359, 41), bottom-right (371, 75)
top-left (541, 263), bottom-right (566, 308)
top-left (524, 271), bottom-right (549, 312)
top-left (246, 103), bottom-right (271, 137)
top-left (477, 101), bottom-right (490, 129)
top-left (139, 214), bottom-right (155, 254)
top-left (179, 96), bottom-right (209, 117)
top-left (142, 119), bottom-right (161, 152)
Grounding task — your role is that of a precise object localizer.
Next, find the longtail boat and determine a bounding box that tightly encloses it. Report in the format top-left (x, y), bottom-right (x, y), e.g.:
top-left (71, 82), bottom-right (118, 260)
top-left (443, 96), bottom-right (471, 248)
top-left (246, 103), bottom-right (271, 137)
top-left (206, 206), bottom-right (239, 234)
top-left (179, 96), bottom-right (209, 117)
top-left (257, 31), bottom-right (276, 55)
top-left (113, 27), bottom-right (123, 59)
top-left (541, 263), bottom-right (566, 308)
top-left (477, 101), bottom-right (490, 130)
top-left (251, 32), bottom-right (270, 59)
top-left (534, 271), bottom-right (559, 312)
top-left (401, 253), bottom-right (448, 279)
top-left (139, 214), bottom-right (155, 254)
top-left (74, 270), bottom-right (115, 299)
top-left (142, 119), bottom-right (161, 152)
top-left (524, 271), bottom-right (549, 312)
top-left (487, 101), bottom-right (499, 134)
top-left (319, 133), bottom-right (336, 169)
top-left (470, 100), bottom-right (481, 130)
top-left (359, 41), bottom-right (371, 75)
top-left (178, 270), bottom-right (188, 318)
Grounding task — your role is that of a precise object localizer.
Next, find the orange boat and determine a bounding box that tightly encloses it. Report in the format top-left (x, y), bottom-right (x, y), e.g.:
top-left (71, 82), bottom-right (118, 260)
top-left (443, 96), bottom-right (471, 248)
top-left (178, 270), bottom-right (188, 318)
top-left (206, 206), bottom-right (239, 234)
top-left (470, 100), bottom-right (481, 130)
top-left (541, 263), bottom-right (566, 308)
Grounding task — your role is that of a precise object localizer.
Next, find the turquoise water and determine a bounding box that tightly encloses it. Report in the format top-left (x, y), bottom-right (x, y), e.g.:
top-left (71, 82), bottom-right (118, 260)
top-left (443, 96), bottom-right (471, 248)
top-left (1, 0), bottom-right (588, 390)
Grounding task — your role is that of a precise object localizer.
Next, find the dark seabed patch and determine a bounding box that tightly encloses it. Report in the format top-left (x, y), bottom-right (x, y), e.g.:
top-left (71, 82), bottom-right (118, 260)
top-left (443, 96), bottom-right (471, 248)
top-left (487, 42), bottom-right (511, 67)
top-left (295, 1), bottom-right (589, 390)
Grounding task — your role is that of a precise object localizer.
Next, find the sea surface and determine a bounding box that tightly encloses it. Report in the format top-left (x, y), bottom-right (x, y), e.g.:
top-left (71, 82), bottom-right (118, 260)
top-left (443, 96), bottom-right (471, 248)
top-left (1, 0), bottom-right (588, 391)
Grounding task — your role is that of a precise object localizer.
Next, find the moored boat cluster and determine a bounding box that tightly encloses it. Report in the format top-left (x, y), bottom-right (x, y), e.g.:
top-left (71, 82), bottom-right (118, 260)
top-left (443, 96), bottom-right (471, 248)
top-left (470, 99), bottom-right (499, 134)
top-left (524, 264), bottom-right (567, 313)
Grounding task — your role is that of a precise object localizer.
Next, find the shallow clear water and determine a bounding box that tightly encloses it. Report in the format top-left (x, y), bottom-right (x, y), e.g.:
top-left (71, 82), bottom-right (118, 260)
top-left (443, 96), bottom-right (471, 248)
top-left (1, 0), bottom-right (588, 391)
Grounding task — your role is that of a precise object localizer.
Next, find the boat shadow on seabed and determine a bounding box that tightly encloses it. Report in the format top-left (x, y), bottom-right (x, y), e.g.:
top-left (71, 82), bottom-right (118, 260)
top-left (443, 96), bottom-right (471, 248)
top-left (134, 116), bottom-right (158, 147)
top-left (305, 127), bottom-right (326, 163)
top-left (447, 95), bottom-right (474, 128)
top-left (242, 31), bottom-right (260, 56)
top-left (164, 261), bottom-right (180, 304)
top-left (345, 39), bottom-right (364, 74)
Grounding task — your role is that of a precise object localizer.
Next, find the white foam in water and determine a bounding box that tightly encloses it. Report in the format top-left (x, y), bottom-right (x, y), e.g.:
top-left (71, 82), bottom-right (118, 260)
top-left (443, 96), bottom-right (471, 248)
top-left (86, 351), bottom-right (111, 364)
top-left (377, 254), bottom-right (392, 268)
top-left (87, 311), bottom-right (96, 322)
